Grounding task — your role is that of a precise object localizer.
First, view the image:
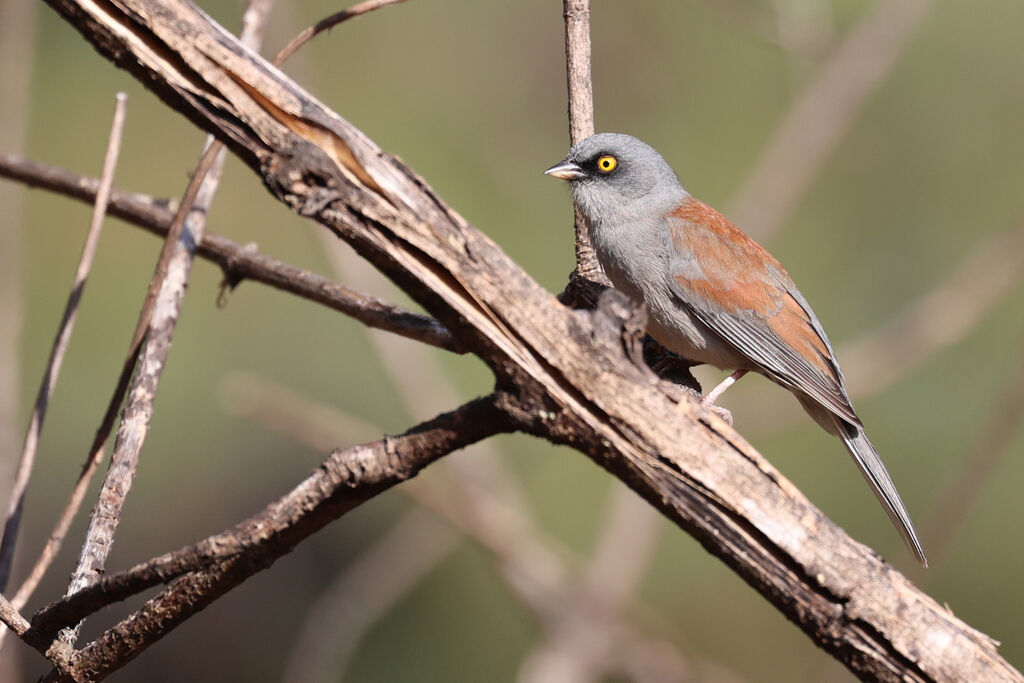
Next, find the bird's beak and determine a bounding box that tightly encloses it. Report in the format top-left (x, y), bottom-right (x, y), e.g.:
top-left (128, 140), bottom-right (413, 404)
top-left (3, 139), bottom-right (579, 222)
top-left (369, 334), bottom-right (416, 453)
top-left (544, 158), bottom-right (584, 180)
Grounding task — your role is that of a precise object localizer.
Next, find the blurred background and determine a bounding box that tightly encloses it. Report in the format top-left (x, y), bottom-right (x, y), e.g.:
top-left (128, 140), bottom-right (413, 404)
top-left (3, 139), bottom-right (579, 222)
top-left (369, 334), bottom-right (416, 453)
top-left (2, 0), bottom-right (1023, 680)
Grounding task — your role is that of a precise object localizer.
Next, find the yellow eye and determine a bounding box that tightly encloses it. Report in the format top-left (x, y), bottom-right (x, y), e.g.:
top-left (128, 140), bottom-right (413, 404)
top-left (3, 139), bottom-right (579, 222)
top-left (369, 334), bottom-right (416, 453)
top-left (597, 155), bottom-right (618, 173)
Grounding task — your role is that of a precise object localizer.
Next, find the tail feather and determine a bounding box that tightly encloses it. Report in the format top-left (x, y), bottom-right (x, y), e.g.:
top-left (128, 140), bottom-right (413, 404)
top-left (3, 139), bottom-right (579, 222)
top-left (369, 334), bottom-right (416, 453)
top-left (835, 417), bottom-right (928, 567)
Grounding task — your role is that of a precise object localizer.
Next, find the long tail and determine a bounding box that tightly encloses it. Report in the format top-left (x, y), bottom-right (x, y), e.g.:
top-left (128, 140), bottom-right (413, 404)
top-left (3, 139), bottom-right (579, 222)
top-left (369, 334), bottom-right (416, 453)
top-left (835, 417), bottom-right (928, 567)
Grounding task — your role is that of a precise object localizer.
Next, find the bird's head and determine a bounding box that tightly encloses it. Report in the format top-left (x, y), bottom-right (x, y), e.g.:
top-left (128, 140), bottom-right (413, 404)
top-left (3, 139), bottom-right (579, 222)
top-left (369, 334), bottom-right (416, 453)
top-left (545, 133), bottom-right (686, 225)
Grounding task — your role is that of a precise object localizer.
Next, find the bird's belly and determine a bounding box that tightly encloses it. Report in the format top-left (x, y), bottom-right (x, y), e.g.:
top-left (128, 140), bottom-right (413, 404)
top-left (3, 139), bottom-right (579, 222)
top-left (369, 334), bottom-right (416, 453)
top-left (600, 253), bottom-right (745, 370)
top-left (645, 303), bottom-right (746, 370)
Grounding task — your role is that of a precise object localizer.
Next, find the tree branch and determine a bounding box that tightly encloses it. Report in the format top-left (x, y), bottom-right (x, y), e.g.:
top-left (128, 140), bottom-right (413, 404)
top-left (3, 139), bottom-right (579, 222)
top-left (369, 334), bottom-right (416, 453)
top-left (0, 93), bottom-right (128, 597)
top-left (35, 0), bottom-right (1022, 680)
top-left (0, 154), bottom-right (461, 353)
top-left (59, 0), bottom-right (274, 648)
top-left (559, 0), bottom-right (608, 304)
top-left (37, 393), bottom-right (516, 680)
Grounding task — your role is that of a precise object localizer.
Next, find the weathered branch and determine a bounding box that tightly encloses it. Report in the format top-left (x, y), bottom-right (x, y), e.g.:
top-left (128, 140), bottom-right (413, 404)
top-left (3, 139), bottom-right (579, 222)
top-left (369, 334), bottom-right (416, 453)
top-left (220, 371), bottom-right (692, 681)
top-left (59, 136), bottom-right (225, 648)
top-left (37, 392), bottom-right (516, 681)
top-left (31, 391), bottom-right (513, 636)
top-left (35, 0), bottom-right (1022, 681)
top-left (59, 0), bottom-right (274, 649)
top-left (559, 0), bottom-right (608, 305)
top-left (0, 154), bottom-right (461, 353)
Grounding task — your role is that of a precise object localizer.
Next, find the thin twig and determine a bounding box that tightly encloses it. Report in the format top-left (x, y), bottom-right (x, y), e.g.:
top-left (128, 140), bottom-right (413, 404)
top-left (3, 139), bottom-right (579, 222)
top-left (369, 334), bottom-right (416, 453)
top-left (55, 141), bottom-right (223, 648)
top-left (273, 0), bottom-right (410, 66)
top-left (563, 0), bottom-right (594, 147)
top-left (561, 0), bottom-right (603, 285)
top-left (540, 6), bottom-right (671, 680)
top-left (33, 395), bottom-right (512, 656)
top-left (58, 0), bottom-right (275, 645)
top-left (0, 155), bottom-right (462, 352)
top-left (728, 0), bottom-right (933, 241)
top-left (0, 93), bottom-right (127, 596)
top-left (0, 594), bottom-right (47, 655)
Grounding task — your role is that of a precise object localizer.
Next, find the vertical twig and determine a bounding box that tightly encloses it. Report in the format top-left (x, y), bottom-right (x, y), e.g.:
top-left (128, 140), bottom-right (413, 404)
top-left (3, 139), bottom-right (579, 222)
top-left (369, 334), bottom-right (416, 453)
top-left (525, 6), bottom-right (671, 681)
top-left (563, 0), bottom-right (594, 146)
top-left (561, 0), bottom-right (604, 284)
top-left (0, 94), bottom-right (128, 597)
top-left (57, 1), bottom-right (275, 645)
top-left (57, 140), bottom-right (224, 647)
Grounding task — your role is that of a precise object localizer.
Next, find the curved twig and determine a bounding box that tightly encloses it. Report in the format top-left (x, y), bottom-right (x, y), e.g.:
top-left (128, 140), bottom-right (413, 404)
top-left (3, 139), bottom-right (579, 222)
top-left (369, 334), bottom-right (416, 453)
top-left (273, 0), bottom-right (411, 66)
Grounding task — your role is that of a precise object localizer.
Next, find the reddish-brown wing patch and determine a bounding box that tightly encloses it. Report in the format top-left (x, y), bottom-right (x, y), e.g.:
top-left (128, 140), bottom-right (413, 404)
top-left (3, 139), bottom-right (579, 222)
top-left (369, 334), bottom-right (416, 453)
top-left (667, 198), bottom-right (786, 319)
top-left (667, 198), bottom-right (852, 419)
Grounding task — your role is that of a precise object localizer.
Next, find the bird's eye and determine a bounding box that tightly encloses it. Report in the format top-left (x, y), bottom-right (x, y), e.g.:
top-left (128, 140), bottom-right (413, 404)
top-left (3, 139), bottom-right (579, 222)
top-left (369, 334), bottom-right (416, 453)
top-left (596, 155), bottom-right (618, 173)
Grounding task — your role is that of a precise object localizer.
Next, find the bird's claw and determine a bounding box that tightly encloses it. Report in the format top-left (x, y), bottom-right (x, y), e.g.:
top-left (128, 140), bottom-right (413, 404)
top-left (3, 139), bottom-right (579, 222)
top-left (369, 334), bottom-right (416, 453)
top-left (699, 397), bottom-right (734, 426)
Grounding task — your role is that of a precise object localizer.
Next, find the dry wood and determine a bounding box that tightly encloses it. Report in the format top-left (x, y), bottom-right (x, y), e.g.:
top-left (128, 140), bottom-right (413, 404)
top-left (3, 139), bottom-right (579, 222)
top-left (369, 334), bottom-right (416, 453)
top-left (28, 0), bottom-right (1024, 681)
top-left (0, 154), bottom-right (460, 352)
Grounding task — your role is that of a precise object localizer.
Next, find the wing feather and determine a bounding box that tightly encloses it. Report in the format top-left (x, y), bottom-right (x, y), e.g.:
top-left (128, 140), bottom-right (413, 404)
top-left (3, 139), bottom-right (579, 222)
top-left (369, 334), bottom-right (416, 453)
top-left (665, 200), bottom-right (859, 425)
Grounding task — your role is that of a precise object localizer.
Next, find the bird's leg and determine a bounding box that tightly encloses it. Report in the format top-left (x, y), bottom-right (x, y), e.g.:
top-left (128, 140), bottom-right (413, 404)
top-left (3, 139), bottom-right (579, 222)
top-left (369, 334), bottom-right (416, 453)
top-left (695, 369), bottom-right (749, 425)
top-left (703, 369), bottom-right (749, 405)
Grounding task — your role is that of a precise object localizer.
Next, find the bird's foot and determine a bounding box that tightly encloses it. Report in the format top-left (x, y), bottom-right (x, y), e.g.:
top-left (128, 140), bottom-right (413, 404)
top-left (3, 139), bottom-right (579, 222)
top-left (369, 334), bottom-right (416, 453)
top-left (699, 394), bottom-right (735, 426)
top-left (693, 370), bottom-right (749, 426)
top-left (663, 384), bottom-right (735, 425)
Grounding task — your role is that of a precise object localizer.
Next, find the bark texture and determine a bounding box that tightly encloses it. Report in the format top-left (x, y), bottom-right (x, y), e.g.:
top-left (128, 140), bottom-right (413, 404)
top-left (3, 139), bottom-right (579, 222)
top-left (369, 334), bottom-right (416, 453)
top-left (26, 0), bottom-right (1023, 681)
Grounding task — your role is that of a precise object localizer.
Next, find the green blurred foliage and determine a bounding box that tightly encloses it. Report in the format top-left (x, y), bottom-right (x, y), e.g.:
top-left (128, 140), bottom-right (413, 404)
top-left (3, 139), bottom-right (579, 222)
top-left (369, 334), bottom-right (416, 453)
top-left (5, 0), bottom-right (1024, 680)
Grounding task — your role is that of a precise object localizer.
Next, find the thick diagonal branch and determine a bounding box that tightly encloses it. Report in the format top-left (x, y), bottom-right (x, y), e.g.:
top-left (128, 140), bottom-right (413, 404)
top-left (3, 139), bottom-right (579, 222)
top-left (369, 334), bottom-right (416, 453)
top-left (38, 1), bottom-right (1022, 681)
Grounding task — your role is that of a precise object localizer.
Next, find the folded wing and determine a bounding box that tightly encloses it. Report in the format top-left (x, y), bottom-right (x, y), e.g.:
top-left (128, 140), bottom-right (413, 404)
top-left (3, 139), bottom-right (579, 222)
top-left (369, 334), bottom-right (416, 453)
top-left (665, 199), bottom-right (858, 425)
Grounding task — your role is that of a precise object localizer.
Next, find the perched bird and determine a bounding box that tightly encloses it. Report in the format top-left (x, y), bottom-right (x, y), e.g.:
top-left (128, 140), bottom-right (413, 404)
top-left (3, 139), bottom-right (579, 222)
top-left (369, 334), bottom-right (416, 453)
top-left (546, 133), bottom-right (926, 566)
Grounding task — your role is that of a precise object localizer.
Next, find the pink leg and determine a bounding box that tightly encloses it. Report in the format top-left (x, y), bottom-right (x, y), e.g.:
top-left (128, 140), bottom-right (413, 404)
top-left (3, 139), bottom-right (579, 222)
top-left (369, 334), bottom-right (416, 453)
top-left (702, 369), bottom-right (749, 406)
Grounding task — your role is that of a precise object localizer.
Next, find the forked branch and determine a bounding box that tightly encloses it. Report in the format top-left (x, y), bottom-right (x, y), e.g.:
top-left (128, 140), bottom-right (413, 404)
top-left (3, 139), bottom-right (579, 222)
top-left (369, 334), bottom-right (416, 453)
top-left (29, 0), bottom-right (1023, 681)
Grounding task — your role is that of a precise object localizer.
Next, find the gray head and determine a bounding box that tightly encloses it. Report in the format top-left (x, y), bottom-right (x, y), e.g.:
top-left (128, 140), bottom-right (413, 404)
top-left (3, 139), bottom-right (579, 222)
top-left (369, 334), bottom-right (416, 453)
top-left (545, 133), bottom-right (687, 225)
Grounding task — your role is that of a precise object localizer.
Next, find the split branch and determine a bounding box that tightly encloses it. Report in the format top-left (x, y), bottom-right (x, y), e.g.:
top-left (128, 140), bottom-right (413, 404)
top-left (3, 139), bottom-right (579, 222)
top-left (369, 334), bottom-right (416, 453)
top-left (29, 0), bottom-right (1023, 680)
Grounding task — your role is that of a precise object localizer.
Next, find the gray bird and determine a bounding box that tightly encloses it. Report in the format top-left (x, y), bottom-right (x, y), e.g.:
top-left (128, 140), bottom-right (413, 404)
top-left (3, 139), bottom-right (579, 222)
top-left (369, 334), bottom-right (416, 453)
top-left (546, 132), bottom-right (926, 566)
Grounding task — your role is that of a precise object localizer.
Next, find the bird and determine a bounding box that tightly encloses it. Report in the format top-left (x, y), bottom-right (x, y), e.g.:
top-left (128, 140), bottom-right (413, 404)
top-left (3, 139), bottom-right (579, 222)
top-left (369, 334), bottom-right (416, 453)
top-left (545, 132), bottom-right (927, 567)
